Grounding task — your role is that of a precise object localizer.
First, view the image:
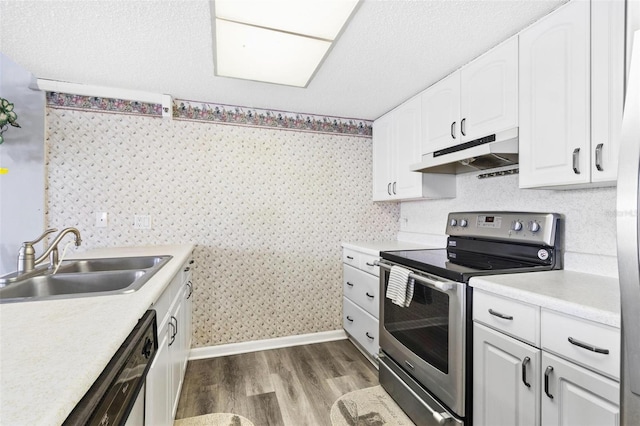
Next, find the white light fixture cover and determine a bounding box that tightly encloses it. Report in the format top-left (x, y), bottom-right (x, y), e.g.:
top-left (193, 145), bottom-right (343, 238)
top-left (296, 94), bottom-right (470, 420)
top-left (214, 0), bottom-right (359, 87)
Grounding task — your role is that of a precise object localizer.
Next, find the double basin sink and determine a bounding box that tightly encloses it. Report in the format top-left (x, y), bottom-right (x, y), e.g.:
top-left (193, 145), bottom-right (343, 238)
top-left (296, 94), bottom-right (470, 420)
top-left (0, 255), bottom-right (172, 303)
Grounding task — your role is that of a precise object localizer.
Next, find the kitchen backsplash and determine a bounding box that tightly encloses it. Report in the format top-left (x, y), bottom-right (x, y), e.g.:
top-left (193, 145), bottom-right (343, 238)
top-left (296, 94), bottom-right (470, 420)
top-left (45, 108), bottom-right (399, 348)
top-left (400, 172), bottom-right (618, 277)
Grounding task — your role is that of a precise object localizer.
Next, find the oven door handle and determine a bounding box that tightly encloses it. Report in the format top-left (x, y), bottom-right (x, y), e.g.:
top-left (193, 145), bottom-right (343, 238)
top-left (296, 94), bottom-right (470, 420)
top-left (377, 260), bottom-right (453, 293)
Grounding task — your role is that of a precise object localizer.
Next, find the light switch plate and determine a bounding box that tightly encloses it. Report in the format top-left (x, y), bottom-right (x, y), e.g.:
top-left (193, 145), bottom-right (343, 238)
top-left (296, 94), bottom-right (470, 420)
top-left (134, 214), bottom-right (151, 229)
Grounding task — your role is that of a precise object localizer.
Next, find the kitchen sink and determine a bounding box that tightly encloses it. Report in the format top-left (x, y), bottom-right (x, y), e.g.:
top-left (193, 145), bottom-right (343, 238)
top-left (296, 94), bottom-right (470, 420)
top-left (55, 256), bottom-right (169, 273)
top-left (0, 255), bottom-right (172, 303)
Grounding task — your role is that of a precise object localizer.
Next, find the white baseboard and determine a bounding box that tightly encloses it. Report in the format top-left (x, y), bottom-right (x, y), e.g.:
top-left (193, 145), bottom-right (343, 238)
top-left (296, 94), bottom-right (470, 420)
top-left (188, 329), bottom-right (347, 360)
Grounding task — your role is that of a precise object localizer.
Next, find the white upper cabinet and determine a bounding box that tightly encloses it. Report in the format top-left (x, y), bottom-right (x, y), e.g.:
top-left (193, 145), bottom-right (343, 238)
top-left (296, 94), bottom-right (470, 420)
top-left (421, 36), bottom-right (518, 155)
top-left (519, 0), bottom-right (624, 189)
top-left (461, 36), bottom-right (519, 143)
top-left (590, 0), bottom-right (625, 183)
top-left (373, 96), bottom-right (456, 201)
top-left (422, 72), bottom-right (461, 154)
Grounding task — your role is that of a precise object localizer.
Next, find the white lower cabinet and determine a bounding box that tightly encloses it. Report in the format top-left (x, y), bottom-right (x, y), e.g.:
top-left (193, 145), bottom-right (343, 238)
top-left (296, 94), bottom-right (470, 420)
top-left (541, 352), bottom-right (620, 426)
top-left (145, 256), bottom-right (194, 426)
top-left (342, 247), bottom-right (380, 361)
top-left (474, 323), bottom-right (540, 426)
top-left (473, 289), bottom-right (620, 426)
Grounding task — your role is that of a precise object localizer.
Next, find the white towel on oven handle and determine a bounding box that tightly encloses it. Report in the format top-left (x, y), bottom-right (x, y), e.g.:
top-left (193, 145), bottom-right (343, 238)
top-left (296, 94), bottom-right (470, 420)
top-left (386, 265), bottom-right (415, 307)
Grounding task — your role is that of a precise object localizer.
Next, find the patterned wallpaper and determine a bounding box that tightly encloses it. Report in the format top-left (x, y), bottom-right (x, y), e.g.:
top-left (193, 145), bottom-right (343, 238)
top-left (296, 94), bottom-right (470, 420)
top-left (45, 108), bottom-right (400, 347)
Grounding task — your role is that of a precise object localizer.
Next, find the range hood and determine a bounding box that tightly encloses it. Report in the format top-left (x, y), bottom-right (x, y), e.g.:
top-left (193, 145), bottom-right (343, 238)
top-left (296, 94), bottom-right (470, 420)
top-left (411, 128), bottom-right (519, 174)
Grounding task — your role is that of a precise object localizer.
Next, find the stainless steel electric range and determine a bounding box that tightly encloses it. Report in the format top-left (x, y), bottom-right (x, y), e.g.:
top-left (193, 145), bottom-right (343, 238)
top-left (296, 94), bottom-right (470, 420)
top-left (378, 211), bottom-right (563, 426)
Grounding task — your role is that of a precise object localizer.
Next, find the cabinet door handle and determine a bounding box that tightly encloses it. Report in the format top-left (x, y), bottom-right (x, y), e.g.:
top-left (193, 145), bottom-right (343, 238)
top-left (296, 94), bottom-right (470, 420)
top-left (184, 266), bottom-right (190, 272)
top-left (387, 182), bottom-right (392, 195)
top-left (451, 121), bottom-right (457, 139)
top-left (572, 148), bottom-right (581, 174)
top-left (461, 118), bottom-right (466, 137)
top-left (366, 332), bottom-right (375, 340)
top-left (346, 256), bottom-right (354, 260)
top-left (186, 281), bottom-right (193, 299)
top-left (365, 292), bottom-right (374, 299)
top-left (168, 319), bottom-right (176, 346)
top-left (521, 356), bottom-right (531, 388)
top-left (346, 316), bottom-right (354, 322)
top-left (488, 308), bottom-right (513, 320)
top-left (365, 262), bottom-right (375, 267)
top-left (392, 182), bottom-right (397, 195)
top-left (568, 337), bottom-right (610, 354)
top-left (346, 281), bottom-right (354, 287)
top-left (544, 366), bottom-right (554, 399)
top-left (595, 143), bottom-right (604, 171)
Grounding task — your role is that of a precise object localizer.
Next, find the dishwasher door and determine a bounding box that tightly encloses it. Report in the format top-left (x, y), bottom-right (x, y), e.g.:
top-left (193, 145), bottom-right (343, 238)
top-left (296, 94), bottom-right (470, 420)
top-left (64, 310), bottom-right (158, 426)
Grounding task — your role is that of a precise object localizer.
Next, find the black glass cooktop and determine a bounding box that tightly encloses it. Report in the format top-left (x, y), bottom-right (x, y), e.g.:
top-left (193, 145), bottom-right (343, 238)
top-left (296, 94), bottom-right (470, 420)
top-left (381, 248), bottom-right (548, 283)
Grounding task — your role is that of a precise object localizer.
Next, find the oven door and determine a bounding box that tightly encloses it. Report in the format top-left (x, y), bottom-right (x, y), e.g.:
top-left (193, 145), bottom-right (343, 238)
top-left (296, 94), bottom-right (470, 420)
top-left (379, 260), bottom-right (467, 418)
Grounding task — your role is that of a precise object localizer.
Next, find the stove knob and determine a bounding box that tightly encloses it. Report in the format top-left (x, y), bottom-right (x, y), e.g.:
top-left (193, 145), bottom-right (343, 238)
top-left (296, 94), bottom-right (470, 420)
top-left (513, 221), bottom-right (523, 231)
top-left (530, 221), bottom-right (541, 233)
top-left (450, 219), bottom-right (458, 227)
top-left (460, 219), bottom-right (468, 228)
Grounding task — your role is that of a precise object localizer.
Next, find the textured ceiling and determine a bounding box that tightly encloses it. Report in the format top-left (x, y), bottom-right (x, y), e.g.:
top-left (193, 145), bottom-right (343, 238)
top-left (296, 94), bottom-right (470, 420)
top-left (0, 0), bottom-right (567, 120)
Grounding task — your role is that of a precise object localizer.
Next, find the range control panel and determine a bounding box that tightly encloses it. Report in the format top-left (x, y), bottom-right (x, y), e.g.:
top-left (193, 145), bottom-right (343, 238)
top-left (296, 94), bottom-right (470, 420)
top-left (446, 211), bottom-right (562, 246)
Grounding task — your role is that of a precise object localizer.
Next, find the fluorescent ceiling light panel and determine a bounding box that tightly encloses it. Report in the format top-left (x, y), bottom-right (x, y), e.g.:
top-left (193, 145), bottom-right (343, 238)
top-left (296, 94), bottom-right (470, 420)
top-left (214, 0), bottom-right (359, 87)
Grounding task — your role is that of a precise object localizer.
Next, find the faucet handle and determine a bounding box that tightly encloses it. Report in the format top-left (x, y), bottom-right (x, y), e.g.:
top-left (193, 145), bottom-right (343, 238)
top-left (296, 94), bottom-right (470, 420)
top-left (24, 228), bottom-right (58, 246)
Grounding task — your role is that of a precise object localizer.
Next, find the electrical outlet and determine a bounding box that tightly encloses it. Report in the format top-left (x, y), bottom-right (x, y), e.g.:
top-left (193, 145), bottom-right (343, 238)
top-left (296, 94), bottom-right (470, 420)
top-left (134, 215), bottom-right (151, 229)
top-left (96, 212), bottom-right (108, 228)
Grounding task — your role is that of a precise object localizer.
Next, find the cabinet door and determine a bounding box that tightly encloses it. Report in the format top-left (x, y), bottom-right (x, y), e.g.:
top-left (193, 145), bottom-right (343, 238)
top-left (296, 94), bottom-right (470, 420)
top-left (372, 114), bottom-right (395, 201)
top-left (392, 96), bottom-right (423, 199)
top-left (591, 0), bottom-right (624, 183)
top-left (461, 37), bottom-right (518, 142)
top-left (170, 301), bottom-right (185, 419)
top-left (541, 352), bottom-right (620, 426)
top-left (421, 71), bottom-right (461, 154)
top-left (519, 0), bottom-right (591, 188)
top-left (145, 327), bottom-right (171, 426)
top-left (473, 323), bottom-right (540, 426)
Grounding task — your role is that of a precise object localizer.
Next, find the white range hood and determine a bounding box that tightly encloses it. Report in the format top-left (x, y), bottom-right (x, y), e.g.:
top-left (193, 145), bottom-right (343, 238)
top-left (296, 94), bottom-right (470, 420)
top-left (411, 128), bottom-right (519, 174)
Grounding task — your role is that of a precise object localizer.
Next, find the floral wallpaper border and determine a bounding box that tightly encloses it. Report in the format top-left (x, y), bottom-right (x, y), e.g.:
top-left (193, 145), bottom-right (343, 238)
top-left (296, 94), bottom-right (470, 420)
top-left (45, 92), bottom-right (373, 137)
top-left (174, 100), bottom-right (372, 137)
top-left (46, 92), bottom-right (163, 116)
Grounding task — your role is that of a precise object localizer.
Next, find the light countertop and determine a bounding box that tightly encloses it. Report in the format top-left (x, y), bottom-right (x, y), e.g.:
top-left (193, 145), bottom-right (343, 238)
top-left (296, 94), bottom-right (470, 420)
top-left (341, 240), bottom-right (439, 256)
top-left (0, 244), bottom-right (194, 426)
top-left (470, 270), bottom-right (620, 328)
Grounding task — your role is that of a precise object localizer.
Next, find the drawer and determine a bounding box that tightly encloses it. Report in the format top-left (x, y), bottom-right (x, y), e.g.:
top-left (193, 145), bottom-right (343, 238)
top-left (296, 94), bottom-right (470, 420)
top-left (359, 252), bottom-right (380, 277)
top-left (474, 290), bottom-right (540, 346)
top-left (342, 248), bottom-right (359, 268)
top-left (343, 248), bottom-right (380, 277)
top-left (343, 264), bottom-right (379, 318)
top-left (541, 309), bottom-right (620, 380)
top-left (343, 297), bottom-right (379, 358)
top-left (153, 272), bottom-right (181, 324)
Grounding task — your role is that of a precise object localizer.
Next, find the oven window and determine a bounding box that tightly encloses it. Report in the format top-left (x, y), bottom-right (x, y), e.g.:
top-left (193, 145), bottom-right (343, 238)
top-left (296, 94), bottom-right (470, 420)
top-left (383, 278), bottom-right (450, 373)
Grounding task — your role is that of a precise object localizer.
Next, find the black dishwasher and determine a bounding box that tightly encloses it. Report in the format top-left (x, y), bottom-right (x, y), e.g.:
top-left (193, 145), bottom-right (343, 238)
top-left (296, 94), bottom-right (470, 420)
top-left (64, 310), bottom-right (158, 426)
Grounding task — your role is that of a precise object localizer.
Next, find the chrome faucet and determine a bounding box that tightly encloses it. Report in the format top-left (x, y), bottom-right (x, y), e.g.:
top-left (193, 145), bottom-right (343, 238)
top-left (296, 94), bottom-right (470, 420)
top-left (17, 227), bottom-right (82, 274)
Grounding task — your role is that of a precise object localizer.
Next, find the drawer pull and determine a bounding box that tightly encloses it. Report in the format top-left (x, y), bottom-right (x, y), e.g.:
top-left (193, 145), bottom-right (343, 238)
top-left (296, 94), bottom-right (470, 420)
top-left (521, 357), bottom-right (531, 388)
top-left (346, 316), bottom-right (354, 322)
top-left (346, 281), bottom-right (354, 287)
top-left (346, 256), bottom-right (354, 260)
top-left (488, 308), bottom-right (514, 320)
top-left (365, 262), bottom-right (375, 267)
top-left (544, 366), bottom-right (554, 399)
top-left (365, 292), bottom-right (374, 299)
top-left (405, 360), bottom-right (415, 370)
top-left (366, 332), bottom-right (374, 340)
top-left (568, 337), bottom-right (610, 355)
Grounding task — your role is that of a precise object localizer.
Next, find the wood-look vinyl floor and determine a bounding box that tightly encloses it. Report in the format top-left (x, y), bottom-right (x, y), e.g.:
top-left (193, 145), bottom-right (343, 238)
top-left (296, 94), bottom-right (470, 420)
top-left (175, 339), bottom-right (379, 426)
